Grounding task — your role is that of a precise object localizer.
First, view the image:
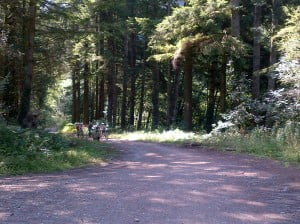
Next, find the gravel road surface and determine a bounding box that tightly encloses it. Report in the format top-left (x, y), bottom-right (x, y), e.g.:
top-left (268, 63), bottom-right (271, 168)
top-left (1, 140), bottom-right (300, 224)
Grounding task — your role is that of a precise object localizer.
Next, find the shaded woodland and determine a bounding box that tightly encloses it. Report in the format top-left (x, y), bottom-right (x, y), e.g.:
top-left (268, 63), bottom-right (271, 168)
top-left (0, 0), bottom-right (299, 133)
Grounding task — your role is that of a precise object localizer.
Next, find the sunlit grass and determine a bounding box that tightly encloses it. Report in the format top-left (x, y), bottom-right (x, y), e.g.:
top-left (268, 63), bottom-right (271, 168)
top-left (0, 126), bottom-right (115, 176)
top-left (206, 130), bottom-right (300, 164)
top-left (110, 129), bottom-right (206, 143)
top-left (111, 127), bottom-right (300, 165)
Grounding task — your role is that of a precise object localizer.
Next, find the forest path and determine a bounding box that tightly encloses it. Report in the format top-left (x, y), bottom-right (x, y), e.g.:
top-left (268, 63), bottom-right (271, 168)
top-left (0, 140), bottom-right (300, 224)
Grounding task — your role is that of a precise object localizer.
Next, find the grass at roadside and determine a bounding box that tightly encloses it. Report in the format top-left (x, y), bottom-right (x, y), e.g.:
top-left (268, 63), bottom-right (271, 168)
top-left (111, 127), bottom-right (300, 165)
top-left (0, 126), bottom-right (115, 176)
top-left (110, 129), bottom-right (203, 144)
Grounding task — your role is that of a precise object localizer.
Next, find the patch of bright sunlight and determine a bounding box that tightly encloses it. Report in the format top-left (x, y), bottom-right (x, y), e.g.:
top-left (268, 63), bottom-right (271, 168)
top-left (114, 129), bottom-right (207, 143)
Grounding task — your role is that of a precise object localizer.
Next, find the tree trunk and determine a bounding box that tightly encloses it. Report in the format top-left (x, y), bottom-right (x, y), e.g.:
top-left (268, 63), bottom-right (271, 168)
top-left (205, 62), bottom-right (217, 133)
top-left (129, 33), bottom-right (136, 128)
top-left (151, 63), bottom-right (160, 129)
top-left (268, 0), bottom-right (279, 91)
top-left (72, 66), bottom-right (77, 123)
top-left (75, 63), bottom-right (81, 122)
top-left (3, 2), bottom-right (19, 119)
top-left (107, 38), bottom-right (116, 127)
top-left (231, 0), bottom-right (240, 37)
top-left (18, 0), bottom-right (36, 125)
top-left (183, 49), bottom-right (193, 131)
top-left (99, 37), bottom-right (105, 119)
top-left (95, 72), bottom-right (100, 119)
top-left (252, 4), bottom-right (262, 99)
top-left (220, 54), bottom-right (227, 113)
top-left (90, 85), bottom-right (95, 122)
top-left (167, 62), bottom-right (180, 128)
top-left (137, 46), bottom-right (146, 130)
top-left (83, 62), bottom-right (90, 125)
top-left (113, 64), bottom-right (118, 127)
top-left (121, 36), bottom-right (129, 129)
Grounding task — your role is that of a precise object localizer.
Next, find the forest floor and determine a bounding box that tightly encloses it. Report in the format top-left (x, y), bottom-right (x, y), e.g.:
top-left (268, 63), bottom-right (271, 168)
top-left (0, 140), bottom-right (300, 224)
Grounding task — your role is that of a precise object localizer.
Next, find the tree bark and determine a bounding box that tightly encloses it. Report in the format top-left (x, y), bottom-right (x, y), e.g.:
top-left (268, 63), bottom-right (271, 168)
top-left (72, 66), bottom-right (77, 123)
top-left (107, 38), bottom-right (116, 127)
top-left (151, 63), bottom-right (160, 129)
top-left (252, 4), bottom-right (262, 99)
top-left (167, 62), bottom-right (180, 128)
top-left (121, 36), bottom-right (129, 129)
top-left (95, 15), bottom-right (100, 120)
top-left (137, 44), bottom-right (146, 130)
top-left (18, 0), bottom-right (37, 125)
top-left (3, 1), bottom-right (20, 119)
top-left (129, 33), bottom-right (136, 128)
top-left (75, 62), bottom-right (81, 122)
top-left (205, 62), bottom-right (217, 133)
top-left (183, 49), bottom-right (193, 131)
top-left (113, 63), bottom-right (118, 127)
top-left (99, 37), bottom-right (105, 119)
top-left (83, 62), bottom-right (90, 125)
top-left (220, 54), bottom-right (227, 113)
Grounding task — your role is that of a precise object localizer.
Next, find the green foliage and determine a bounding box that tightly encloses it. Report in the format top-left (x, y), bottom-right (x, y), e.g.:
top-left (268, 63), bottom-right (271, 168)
top-left (0, 125), bottom-right (113, 175)
top-left (275, 6), bottom-right (300, 61)
top-left (111, 129), bottom-right (203, 144)
top-left (208, 122), bottom-right (300, 164)
top-left (61, 123), bottom-right (77, 134)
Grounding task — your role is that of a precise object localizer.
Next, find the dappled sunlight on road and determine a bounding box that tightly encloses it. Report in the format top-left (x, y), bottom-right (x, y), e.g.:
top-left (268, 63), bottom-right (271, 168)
top-left (224, 212), bottom-right (288, 222)
top-left (0, 140), bottom-right (299, 223)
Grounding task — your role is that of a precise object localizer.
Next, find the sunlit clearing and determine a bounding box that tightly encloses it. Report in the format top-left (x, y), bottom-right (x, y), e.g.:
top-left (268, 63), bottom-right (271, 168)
top-left (114, 129), bottom-right (204, 143)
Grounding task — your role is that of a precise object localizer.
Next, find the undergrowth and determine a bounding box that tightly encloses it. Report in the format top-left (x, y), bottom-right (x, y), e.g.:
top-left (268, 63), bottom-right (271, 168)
top-left (0, 125), bottom-right (114, 176)
top-left (111, 124), bottom-right (300, 165)
top-left (207, 122), bottom-right (300, 164)
top-left (110, 129), bottom-right (203, 144)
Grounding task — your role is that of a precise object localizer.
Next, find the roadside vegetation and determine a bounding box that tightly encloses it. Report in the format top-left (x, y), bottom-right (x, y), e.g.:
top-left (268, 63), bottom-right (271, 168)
top-left (1, 1), bottom-right (299, 173)
top-left (0, 125), bottom-right (114, 176)
top-left (111, 122), bottom-right (300, 165)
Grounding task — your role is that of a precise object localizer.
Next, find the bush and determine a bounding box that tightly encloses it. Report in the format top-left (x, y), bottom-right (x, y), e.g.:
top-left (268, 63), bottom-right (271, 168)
top-left (0, 125), bottom-right (112, 175)
top-left (209, 122), bottom-right (300, 163)
top-left (61, 123), bottom-right (77, 134)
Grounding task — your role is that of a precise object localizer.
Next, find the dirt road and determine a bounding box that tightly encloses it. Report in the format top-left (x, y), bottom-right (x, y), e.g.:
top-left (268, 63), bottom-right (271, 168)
top-left (1, 140), bottom-right (300, 224)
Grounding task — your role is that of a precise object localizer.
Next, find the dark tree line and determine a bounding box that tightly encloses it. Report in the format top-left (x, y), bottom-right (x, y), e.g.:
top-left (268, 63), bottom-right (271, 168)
top-left (1, 0), bottom-right (299, 131)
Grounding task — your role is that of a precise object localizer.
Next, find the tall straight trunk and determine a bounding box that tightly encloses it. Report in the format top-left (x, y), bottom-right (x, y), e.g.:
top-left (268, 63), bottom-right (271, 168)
top-left (113, 64), bottom-right (118, 127)
top-left (167, 62), bottom-right (180, 128)
top-left (129, 33), bottom-right (136, 128)
top-left (90, 84), bottom-right (95, 122)
top-left (183, 49), bottom-right (193, 131)
top-left (95, 16), bottom-right (100, 120)
top-left (99, 37), bottom-right (105, 119)
top-left (72, 66), bottom-right (77, 123)
top-left (95, 73), bottom-right (100, 119)
top-left (18, 0), bottom-right (36, 125)
top-left (137, 45), bottom-right (146, 130)
top-left (146, 109), bottom-right (152, 130)
top-left (205, 62), bottom-right (217, 133)
top-left (151, 63), bottom-right (160, 129)
top-left (107, 38), bottom-right (116, 127)
top-left (3, 2), bottom-right (19, 118)
top-left (252, 4), bottom-right (262, 99)
top-left (167, 61), bottom-right (172, 128)
top-left (99, 75), bottom-right (105, 119)
top-left (268, 0), bottom-right (279, 91)
top-left (137, 70), bottom-right (146, 130)
top-left (231, 0), bottom-right (240, 37)
top-left (121, 36), bottom-right (129, 129)
top-left (220, 54), bottom-right (228, 113)
top-left (75, 64), bottom-right (81, 122)
top-left (83, 62), bottom-right (90, 125)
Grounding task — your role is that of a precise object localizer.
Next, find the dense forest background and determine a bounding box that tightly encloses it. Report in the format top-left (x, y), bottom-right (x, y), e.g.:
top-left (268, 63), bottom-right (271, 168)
top-left (0, 0), bottom-right (299, 133)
